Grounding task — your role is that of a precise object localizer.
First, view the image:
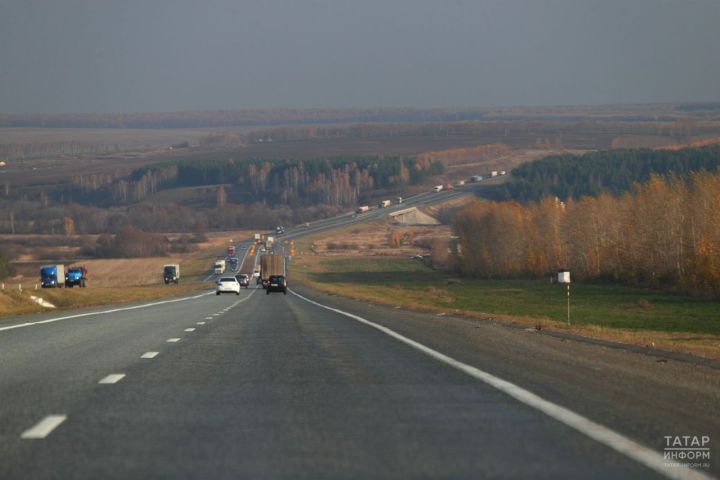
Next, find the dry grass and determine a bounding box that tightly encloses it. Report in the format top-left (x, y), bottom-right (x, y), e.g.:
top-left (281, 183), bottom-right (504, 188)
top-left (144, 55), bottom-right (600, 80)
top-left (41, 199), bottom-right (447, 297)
top-left (0, 283), bottom-right (206, 319)
top-left (0, 229), bottom-right (258, 318)
top-left (290, 253), bottom-right (720, 361)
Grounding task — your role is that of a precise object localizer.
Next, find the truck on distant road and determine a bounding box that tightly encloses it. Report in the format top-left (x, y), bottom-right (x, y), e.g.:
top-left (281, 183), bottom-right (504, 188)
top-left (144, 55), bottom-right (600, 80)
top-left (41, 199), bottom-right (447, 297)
top-left (378, 200), bottom-right (391, 208)
top-left (356, 205), bottom-right (369, 214)
top-left (227, 245), bottom-right (236, 257)
top-left (163, 264), bottom-right (180, 284)
top-left (260, 254), bottom-right (285, 288)
top-left (433, 185), bottom-right (443, 192)
top-left (40, 264), bottom-right (65, 288)
top-left (228, 256), bottom-right (238, 272)
top-left (214, 259), bottom-right (226, 275)
top-left (65, 266), bottom-right (88, 288)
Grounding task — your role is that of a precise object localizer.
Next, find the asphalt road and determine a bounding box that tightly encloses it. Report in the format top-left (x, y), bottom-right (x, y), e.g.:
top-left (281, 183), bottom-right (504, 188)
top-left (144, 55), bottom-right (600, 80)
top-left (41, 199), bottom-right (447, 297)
top-left (261, 183), bottom-right (478, 248)
top-left (1, 284), bottom-right (717, 479)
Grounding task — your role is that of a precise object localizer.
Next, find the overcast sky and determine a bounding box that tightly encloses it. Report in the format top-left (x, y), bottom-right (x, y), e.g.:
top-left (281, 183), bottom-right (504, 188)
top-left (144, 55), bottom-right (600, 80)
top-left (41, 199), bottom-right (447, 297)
top-left (1, 0), bottom-right (718, 113)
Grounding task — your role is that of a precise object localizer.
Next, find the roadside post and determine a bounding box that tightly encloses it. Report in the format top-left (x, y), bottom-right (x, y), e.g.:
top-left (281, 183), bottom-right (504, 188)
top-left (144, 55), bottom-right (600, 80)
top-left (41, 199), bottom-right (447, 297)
top-left (558, 270), bottom-right (571, 325)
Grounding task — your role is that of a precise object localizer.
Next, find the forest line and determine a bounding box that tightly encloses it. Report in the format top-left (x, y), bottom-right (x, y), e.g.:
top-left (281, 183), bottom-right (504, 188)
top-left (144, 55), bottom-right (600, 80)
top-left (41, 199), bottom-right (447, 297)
top-left (455, 170), bottom-right (720, 297)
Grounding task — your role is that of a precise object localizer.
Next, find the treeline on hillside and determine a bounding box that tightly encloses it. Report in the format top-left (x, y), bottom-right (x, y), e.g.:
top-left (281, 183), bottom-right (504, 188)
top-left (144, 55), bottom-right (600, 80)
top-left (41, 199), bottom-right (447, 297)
top-left (70, 156), bottom-right (443, 208)
top-left (454, 171), bottom-right (720, 297)
top-left (0, 109), bottom-right (491, 129)
top-left (499, 146), bottom-right (720, 202)
top-left (0, 200), bottom-right (342, 235)
top-left (79, 226), bottom-right (207, 258)
top-left (0, 142), bottom-right (119, 161)
top-left (241, 120), bottom-right (710, 150)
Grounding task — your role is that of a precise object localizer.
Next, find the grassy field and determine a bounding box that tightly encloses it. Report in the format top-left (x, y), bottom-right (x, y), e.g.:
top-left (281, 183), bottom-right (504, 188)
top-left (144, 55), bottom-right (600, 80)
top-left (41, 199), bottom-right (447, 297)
top-left (0, 230), bottom-right (249, 320)
top-left (290, 255), bottom-right (720, 358)
top-left (0, 283), bottom-right (207, 319)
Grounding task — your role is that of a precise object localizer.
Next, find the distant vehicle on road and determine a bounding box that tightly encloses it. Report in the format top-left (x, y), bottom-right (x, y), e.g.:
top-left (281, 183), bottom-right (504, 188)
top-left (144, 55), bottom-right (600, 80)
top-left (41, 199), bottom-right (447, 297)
top-left (276, 226), bottom-right (285, 234)
top-left (396, 196), bottom-right (403, 204)
top-left (65, 266), bottom-right (88, 288)
top-left (235, 273), bottom-right (250, 288)
top-left (356, 205), bottom-right (369, 214)
top-left (214, 259), bottom-right (226, 275)
top-left (216, 276), bottom-right (240, 295)
top-left (433, 185), bottom-right (443, 192)
top-left (163, 264), bottom-right (180, 284)
top-left (266, 275), bottom-right (287, 295)
top-left (40, 264), bottom-right (65, 288)
top-left (260, 254), bottom-right (285, 288)
top-left (227, 257), bottom-right (238, 272)
top-left (378, 200), bottom-right (391, 208)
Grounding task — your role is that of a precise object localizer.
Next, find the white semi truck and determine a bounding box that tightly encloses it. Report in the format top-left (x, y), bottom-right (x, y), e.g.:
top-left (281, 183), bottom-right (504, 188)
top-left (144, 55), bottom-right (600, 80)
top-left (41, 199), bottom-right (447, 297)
top-left (214, 259), bottom-right (226, 275)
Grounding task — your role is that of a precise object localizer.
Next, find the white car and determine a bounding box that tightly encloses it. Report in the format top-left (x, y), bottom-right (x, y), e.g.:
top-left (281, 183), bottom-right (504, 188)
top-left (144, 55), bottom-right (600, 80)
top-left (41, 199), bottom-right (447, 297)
top-left (216, 276), bottom-right (240, 295)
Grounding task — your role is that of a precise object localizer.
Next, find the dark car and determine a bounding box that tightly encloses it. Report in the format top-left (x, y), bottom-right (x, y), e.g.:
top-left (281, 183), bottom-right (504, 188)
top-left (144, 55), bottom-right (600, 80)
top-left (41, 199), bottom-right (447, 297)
top-left (235, 273), bottom-right (250, 288)
top-left (266, 275), bottom-right (287, 295)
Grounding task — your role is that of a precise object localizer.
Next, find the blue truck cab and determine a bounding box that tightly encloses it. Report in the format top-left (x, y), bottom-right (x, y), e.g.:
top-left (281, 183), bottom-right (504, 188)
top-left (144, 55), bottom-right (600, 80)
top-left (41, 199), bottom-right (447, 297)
top-left (40, 264), bottom-right (65, 288)
top-left (65, 266), bottom-right (87, 288)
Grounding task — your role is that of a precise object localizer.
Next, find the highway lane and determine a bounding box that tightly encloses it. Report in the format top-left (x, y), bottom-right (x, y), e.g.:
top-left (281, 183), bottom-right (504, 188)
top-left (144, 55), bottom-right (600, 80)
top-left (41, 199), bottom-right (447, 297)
top-left (277, 185), bottom-right (476, 243)
top-left (1, 285), bottom-right (710, 479)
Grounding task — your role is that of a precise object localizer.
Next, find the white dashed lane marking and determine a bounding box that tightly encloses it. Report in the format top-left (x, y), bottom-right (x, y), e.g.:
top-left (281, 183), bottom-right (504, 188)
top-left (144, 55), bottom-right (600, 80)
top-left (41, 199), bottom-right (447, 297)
top-left (141, 352), bottom-right (159, 359)
top-left (196, 322), bottom-right (206, 325)
top-left (20, 415), bottom-right (67, 439)
top-left (166, 338), bottom-right (181, 343)
top-left (98, 374), bottom-right (126, 384)
top-left (184, 328), bottom-right (196, 332)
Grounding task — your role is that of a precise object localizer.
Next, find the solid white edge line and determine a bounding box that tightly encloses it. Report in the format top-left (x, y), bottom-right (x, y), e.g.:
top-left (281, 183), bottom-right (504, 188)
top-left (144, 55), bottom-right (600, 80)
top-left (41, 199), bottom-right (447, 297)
top-left (141, 351), bottom-right (159, 359)
top-left (20, 415), bottom-right (67, 439)
top-left (0, 291), bottom-right (216, 333)
top-left (289, 289), bottom-right (715, 480)
top-left (98, 373), bottom-right (126, 384)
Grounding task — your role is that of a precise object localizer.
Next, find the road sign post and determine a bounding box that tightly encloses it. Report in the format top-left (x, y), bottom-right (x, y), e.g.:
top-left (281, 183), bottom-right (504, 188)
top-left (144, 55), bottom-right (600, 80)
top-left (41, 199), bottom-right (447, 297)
top-left (558, 270), bottom-right (571, 326)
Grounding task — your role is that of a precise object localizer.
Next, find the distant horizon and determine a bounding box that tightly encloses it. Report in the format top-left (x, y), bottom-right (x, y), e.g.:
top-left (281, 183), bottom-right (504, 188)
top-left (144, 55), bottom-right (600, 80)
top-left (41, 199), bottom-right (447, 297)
top-left (2, 100), bottom-right (719, 117)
